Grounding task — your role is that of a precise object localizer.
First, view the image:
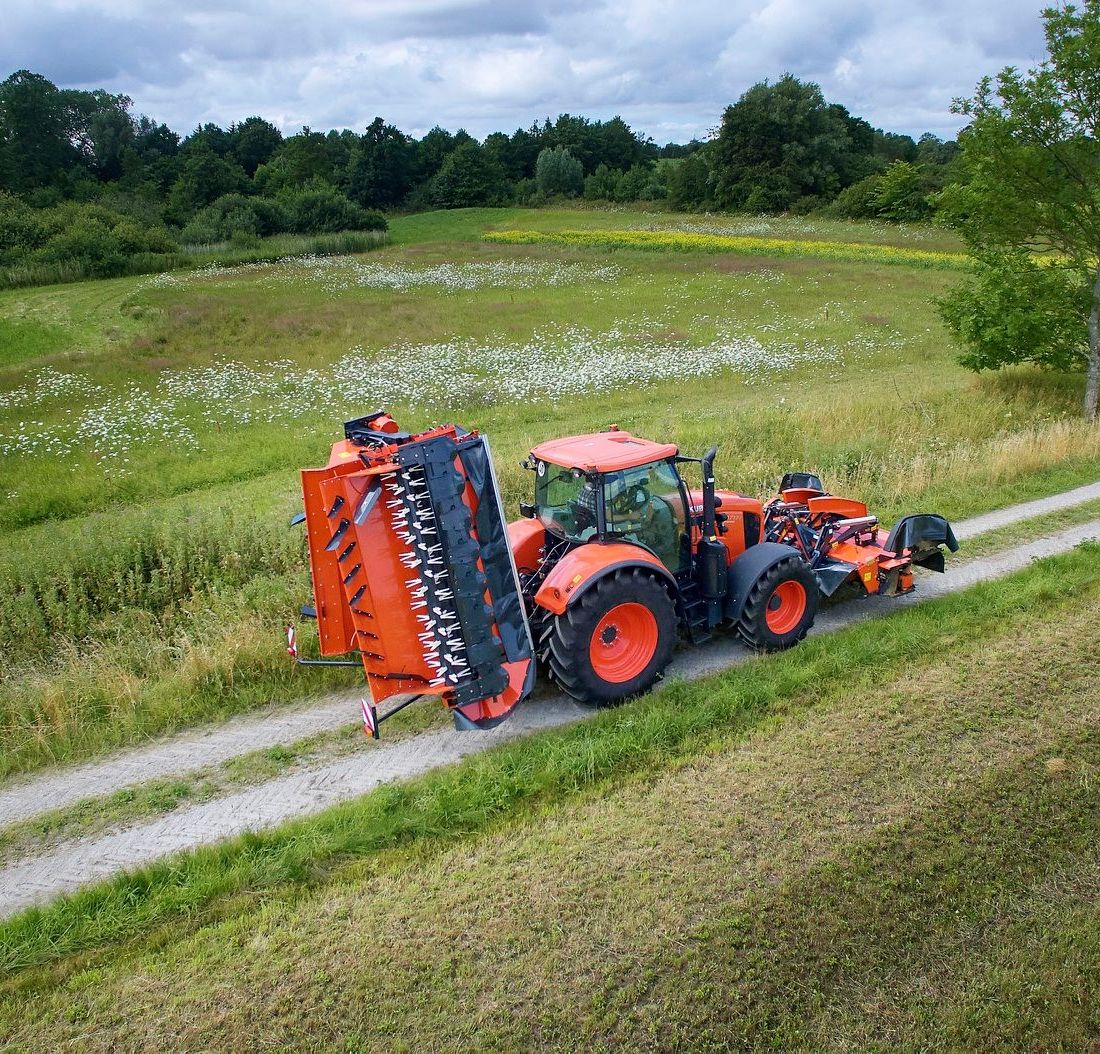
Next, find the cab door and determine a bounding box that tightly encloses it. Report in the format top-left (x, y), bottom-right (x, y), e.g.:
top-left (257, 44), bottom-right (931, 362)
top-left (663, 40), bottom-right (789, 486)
top-left (601, 460), bottom-right (689, 571)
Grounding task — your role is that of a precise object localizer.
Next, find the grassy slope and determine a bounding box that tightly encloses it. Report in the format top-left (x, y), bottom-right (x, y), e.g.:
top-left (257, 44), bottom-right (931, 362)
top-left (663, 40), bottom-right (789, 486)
top-left (1, 547), bottom-right (1098, 1051)
top-left (2, 205), bottom-right (1099, 778)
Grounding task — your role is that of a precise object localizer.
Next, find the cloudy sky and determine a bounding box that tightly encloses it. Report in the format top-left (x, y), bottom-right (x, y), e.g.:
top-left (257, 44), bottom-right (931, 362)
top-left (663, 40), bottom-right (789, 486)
top-left (2, 0), bottom-right (1048, 143)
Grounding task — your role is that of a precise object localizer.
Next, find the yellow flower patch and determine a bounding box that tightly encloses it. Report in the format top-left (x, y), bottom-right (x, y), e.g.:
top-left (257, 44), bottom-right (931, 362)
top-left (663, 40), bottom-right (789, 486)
top-left (483, 228), bottom-right (970, 269)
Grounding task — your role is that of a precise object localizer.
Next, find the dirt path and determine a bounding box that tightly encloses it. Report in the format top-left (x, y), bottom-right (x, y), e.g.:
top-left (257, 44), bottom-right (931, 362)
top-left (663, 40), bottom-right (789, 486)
top-left (0, 696), bottom-right (358, 828)
top-left (1, 514), bottom-right (1097, 917)
top-left (2, 481), bottom-right (1097, 831)
top-left (950, 479), bottom-right (1100, 540)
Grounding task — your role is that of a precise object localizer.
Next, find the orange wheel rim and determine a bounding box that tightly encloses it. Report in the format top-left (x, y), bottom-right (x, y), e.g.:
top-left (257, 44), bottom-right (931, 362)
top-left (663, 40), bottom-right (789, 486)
top-left (589, 602), bottom-right (659, 683)
top-left (765, 580), bottom-right (807, 634)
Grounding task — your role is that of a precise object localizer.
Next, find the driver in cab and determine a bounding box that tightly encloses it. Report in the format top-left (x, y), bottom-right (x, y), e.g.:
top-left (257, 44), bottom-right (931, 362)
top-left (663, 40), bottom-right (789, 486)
top-left (602, 470), bottom-right (678, 566)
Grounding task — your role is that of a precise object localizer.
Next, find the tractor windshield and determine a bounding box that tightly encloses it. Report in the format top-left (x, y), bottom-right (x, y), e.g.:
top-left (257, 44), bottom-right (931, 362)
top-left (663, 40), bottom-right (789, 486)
top-left (603, 460), bottom-right (686, 569)
top-left (535, 463), bottom-right (600, 542)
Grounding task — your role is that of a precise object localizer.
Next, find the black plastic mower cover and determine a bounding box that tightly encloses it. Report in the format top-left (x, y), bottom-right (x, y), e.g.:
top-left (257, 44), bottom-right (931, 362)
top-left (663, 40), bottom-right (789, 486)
top-left (391, 430), bottom-right (536, 726)
top-left (885, 513), bottom-right (959, 572)
top-left (396, 433), bottom-right (535, 699)
top-left (454, 438), bottom-right (534, 677)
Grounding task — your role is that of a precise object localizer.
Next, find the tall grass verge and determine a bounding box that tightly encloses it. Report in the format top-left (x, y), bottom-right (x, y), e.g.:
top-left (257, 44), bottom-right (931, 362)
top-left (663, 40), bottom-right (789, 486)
top-left (1, 544), bottom-right (1096, 973)
top-left (0, 231), bottom-right (389, 291)
top-left (0, 498), bottom-right (357, 777)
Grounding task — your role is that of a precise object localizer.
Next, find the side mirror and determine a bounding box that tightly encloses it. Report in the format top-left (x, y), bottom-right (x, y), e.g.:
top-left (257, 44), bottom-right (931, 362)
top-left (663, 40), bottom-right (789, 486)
top-left (519, 501), bottom-right (537, 519)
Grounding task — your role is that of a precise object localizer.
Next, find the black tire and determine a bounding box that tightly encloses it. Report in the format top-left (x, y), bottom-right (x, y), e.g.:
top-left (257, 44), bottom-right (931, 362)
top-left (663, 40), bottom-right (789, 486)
top-left (546, 569), bottom-right (677, 706)
top-left (736, 555), bottom-right (818, 651)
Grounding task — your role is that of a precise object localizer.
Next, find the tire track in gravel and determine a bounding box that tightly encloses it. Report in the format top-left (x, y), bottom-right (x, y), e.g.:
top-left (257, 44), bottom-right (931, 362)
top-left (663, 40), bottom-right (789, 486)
top-left (2, 479), bottom-right (1098, 831)
top-left (1, 517), bottom-right (1098, 916)
top-left (950, 479), bottom-right (1100, 539)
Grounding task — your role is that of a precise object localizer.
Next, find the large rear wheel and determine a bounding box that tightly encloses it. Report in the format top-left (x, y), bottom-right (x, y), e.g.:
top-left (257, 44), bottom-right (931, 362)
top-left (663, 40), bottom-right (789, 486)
top-left (547, 570), bottom-right (677, 706)
top-left (736, 556), bottom-right (818, 651)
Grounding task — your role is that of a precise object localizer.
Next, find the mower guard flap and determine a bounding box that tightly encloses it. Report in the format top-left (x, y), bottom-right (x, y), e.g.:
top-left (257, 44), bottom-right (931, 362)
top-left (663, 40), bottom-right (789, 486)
top-left (885, 514), bottom-right (959, 561)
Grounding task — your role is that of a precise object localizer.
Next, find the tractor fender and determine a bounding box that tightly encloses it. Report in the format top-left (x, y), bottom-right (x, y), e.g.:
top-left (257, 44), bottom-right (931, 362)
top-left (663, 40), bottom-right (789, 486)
top-left (533, 542), bottom-right (677, 616)
top-left (507, 517), bottom-right (546, 575)
top-left (725, 542), bottom-right (806, 622)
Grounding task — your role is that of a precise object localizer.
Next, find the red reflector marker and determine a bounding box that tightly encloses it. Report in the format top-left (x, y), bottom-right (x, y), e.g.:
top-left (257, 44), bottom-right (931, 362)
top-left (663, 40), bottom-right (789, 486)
top-left (361, 698), bottom-right (379, 740)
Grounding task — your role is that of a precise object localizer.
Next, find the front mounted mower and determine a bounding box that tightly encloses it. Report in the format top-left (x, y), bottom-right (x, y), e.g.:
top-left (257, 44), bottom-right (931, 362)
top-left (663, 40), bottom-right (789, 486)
top-left (291, 412), bottom-right (957, 736)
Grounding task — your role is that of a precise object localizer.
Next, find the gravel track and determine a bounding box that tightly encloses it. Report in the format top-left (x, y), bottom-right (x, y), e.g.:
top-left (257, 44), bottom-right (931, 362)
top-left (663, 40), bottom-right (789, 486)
top-left (3, 480), bottom-right (1097, 831)
top-left (1, 511), bottom-right (1097, 917)
top-left (951, 479), bottom-right (1100, 540)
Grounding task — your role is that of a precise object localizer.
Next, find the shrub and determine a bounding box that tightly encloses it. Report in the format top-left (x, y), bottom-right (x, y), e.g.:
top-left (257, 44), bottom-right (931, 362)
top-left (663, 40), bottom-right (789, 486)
top-left (112, 220), bottom-right (176, 255)
top-left (282, 188), bottom-right (386, 234)
top-left (511, 178), bottom-right (540, 205)
top-left (614, 163), bottom-right (664, 202)
top-left (428, 143), bottom-right (509, 208)
top-left (178, 214), bottom-right (223, 246)
top-left (666, 153), bottom-right (712, 211)
top-left (0, 198), bottom-right (179, 283)
top-left (821, 173), bottom-right (884, 219)
top-left (872, 161), bottom-right (933, 222)
top-left (229, 229), bottom-right (261, 249)
top-left (0, 193), bottom-right (46, 264)
top-left (790, 194), bottom-right (824, 216)
top-left (583, 164), bottom-right (621, 202)
top-left (180, 193), bottom-right (297, 245)
top-left (36, 216), bottom-right (119, 267)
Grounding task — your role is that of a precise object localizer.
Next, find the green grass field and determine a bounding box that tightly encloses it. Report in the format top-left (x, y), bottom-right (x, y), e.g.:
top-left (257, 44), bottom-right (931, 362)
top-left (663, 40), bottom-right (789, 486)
top-left (2, 205), bottom-right (1099, 777)
top-left (1, 548), bottom-right (1097, 1050)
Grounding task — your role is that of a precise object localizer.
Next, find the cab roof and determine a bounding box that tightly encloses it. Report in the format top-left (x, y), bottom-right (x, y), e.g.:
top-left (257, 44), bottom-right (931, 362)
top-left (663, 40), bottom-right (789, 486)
top-left (530, 431), bottom-right (679, 473)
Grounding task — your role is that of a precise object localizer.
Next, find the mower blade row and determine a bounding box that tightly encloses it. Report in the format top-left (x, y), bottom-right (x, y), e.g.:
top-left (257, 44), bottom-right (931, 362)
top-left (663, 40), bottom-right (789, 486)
top-left (394, 435), bottom-right (510, 708)
top-left (299, 413), bottom-right (534, 731)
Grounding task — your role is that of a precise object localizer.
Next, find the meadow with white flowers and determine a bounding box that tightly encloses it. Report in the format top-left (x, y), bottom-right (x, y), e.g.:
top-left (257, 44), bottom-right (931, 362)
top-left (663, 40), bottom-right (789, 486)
top-left (1, 204), bottom-right (1098, 775)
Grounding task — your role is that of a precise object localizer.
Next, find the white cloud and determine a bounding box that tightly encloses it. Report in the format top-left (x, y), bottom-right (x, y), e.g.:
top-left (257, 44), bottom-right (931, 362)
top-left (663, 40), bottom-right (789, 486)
top-left (0, 0), bottom-right (1048, 140)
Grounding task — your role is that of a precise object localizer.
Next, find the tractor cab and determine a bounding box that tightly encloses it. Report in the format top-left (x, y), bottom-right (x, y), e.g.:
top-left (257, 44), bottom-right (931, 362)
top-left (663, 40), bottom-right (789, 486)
top-left (527, 430), bottom-right (687, 570)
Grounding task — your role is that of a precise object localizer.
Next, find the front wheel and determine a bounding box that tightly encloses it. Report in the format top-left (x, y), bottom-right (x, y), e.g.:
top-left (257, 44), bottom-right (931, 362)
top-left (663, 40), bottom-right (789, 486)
top-left (546, 569), bottom-right (677, 706)
top-left (736, 556), bottom-right (818, 651)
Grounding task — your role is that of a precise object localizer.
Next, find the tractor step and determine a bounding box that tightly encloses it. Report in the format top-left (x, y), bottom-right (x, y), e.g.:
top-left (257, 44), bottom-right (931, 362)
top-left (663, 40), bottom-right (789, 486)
top-left (678, 590), bottom-right (713, 645)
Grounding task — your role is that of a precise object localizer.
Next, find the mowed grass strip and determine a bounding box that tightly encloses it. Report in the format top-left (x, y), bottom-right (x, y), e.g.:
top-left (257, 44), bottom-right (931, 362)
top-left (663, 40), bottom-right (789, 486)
top-left (0, 544), bottom-right (1097, 985)
top-left (1, 547), bottom-right (1098, 1050)
top-left (484, 227), bottom-right (970, 268)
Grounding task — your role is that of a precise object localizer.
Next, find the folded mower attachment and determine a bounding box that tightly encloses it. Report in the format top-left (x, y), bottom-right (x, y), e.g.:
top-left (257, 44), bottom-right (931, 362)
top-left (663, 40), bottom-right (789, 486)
top-left (764, 485), bottom-right (959, 598)
top-left (297, 411), bottom-right (535, 735)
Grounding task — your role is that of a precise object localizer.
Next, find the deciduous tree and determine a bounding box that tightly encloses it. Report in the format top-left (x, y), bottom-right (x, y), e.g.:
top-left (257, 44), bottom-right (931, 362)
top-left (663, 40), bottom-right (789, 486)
top-left (939, 1), bottom-right (1100, 419)
top-left (535, 146), bottom-right (583, 197)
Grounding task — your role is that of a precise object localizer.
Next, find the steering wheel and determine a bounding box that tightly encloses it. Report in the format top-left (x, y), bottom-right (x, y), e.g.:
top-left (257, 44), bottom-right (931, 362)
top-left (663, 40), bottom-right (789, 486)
top-left (609, 482), bottom-right (649, 517)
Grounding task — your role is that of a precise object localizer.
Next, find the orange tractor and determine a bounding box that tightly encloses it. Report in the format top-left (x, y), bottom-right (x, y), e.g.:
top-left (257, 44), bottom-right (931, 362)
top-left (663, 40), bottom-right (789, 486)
top-left (293, 411), bottom-right (957, 735)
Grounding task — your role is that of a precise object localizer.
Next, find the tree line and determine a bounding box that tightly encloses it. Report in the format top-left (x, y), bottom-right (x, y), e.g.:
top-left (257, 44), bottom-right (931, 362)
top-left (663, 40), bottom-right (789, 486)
top-left (0, 68), bottom-right (961, 277)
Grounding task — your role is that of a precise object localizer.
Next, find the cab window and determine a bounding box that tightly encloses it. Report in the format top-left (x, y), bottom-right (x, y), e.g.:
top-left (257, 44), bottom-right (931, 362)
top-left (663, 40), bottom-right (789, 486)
top-left (602, 460), bottom-right (686, 569)
top-left (535, 463), bottom-right (600, 542)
